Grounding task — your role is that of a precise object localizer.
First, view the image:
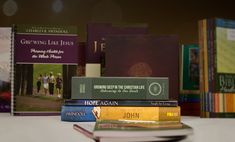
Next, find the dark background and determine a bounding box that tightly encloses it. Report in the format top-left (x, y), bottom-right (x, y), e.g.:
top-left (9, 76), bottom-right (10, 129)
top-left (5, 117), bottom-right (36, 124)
top-left (1, 0), bottom-right (235, 43)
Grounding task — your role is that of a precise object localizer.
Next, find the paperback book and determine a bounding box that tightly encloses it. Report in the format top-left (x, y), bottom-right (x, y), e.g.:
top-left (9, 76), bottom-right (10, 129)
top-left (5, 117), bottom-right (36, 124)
top-left (12, 25), bottom-right (78, 115)
top-left (0, 27), bottom-right (11, 112)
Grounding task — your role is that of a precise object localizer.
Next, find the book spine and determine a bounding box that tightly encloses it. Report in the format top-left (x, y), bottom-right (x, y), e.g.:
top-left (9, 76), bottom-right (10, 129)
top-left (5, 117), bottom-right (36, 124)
top-left (72, 77), bottom-right (169, 100)
top-left (203, 19), bottom-right (209, 93)
top-left (98, 106), bottom-right (180, 122)
top-left (209, 112), bottom-right (235, 118)
top-left (61, 106), bottom-right (96, 122)
top-left (64, 100), bottom-right (178, 107)
top-left (198, 20), bottom-right (205, 117)
top-left (11, 25), bottom-right (15, 115)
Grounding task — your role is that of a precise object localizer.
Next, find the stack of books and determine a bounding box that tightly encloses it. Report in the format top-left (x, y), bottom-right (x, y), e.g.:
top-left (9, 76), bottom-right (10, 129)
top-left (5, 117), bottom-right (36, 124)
top-left (62, 76), bottom-right (193, 141)
top-left (199, 18), bottom-right (235, 118)
top-left (61, 77), bottom-right (181, 122)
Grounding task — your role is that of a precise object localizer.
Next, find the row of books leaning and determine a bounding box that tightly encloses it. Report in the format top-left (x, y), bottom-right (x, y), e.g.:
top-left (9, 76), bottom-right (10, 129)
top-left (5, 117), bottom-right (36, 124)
top-left (199, 18), bottom-right (235, 118)
top-left (61, 77), bottom-right (193, 142)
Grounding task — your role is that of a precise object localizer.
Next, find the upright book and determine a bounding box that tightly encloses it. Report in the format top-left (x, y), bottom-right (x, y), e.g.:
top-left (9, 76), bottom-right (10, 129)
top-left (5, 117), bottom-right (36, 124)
top-left (11, 25), bottom-right (78, 115)
top-left (199, 18), bottom-right (235, 117)
top-left (179, 44), bottom-right (200, 116)
top-left (104, 35), bottom-right (179, 100)
top-left (0, 27), bottom-right (12, 112)
top-left (86, 23), bottom-right (148, 63)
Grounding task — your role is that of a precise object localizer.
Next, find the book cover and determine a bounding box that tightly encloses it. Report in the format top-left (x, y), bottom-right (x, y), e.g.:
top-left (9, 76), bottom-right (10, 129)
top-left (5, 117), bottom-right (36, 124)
top-left (0, 27), bottom-right (11, 112)
top-left (180, 44), bottom-right (200, 94)
top-left (12, 25), bottom-right (78, 115)
top-left (214, 18), bottom-right (235, 93)
top-left (86, 23), bottom-right (148, 64)
top-left (71, 77), bottom-right (169, 100)
top-left (179, 44), bottom-right (200, 116)
top-left (104, 35), bottom-right (179, 100)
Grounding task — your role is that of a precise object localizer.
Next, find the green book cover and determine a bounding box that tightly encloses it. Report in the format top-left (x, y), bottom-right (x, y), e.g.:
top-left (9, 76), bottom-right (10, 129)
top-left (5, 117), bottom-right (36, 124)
top-left (180, 44), bottom-right (199, 94)
top-left (72, 77), bottom-right (168, 100)
top-left (214, 18), bottom-right (235, 92)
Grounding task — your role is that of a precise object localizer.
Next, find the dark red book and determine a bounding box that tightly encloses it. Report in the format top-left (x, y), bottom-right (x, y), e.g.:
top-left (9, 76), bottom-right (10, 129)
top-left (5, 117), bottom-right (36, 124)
top-left (104, 35), bottom-right (179, 100)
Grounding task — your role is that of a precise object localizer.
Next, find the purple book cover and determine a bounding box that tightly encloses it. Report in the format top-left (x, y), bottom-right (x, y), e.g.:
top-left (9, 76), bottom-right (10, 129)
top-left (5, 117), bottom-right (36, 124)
top-left (13, 25), bottom-right (79, 115)
top-left (77, 42), bottom-right (86, 76)
top-left (86, 23), bottom-right (148, 63)
top-left (104, 35), bottom-right (179, 100)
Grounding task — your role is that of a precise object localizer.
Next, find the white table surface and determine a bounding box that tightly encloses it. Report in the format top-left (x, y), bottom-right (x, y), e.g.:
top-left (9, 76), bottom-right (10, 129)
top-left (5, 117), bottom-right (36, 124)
top-left (0, 113), bottom-right (235, 142)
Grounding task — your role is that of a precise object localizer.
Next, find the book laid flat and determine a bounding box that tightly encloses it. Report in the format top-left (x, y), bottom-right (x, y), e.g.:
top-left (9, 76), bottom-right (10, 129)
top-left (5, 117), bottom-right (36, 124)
top-left (72, 77), bottom-right (169, 100)
top-left (104, 35), bottom-right (179, 100)
top-left (73, 120), bottom-right (193, 142)
top-left (12, 25), bottom-right (78, 115)
top-left (0, 27), bottom-right (11, 112)
top-left (64, 99), bottom-right (178, 107)
top-left (61, 106), bottom-right (180, 122)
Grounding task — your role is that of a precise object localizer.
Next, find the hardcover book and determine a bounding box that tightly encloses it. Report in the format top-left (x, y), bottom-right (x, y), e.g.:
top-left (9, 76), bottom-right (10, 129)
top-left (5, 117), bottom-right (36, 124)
top-left (61, 100), bottom-right (180, 122)
top-left (0, 27), bottom-right (11, 112)
top-left (98, 106), bottom-right (180, 122)
top-left (71, 77), bottom-right (169, 100)
top-left (179, 44), bottom-right (200, 116)
top-left (12, 25), bottom-right (78, 115)
top-left (73, 121), bottom-right (193, 142)
top-left (64, 99), bottom-right (178, 107)
top-left (85, 120), bottom-right (193, 142)
top-left (86, 23), bottom-right (148, 64)
top-left (180, 44), bottom-right (200, 94)
top-left (104, 35), bottom-right (179, 100)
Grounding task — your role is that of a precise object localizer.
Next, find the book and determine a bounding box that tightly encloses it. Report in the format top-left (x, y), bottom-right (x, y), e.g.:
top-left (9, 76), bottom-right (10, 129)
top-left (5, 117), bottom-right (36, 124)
top-left (77, 42), bottom-right (86, 76)
top-left (179, 44), bottom-right (200, 116)
top-left (180, 44), bottom-right (200, 94)
top-left (199, 18), bottom-right (235, 117)
top-left (12, 25), bottom-right (79, 115)
top-left (213, 18), bottom-right (235, 93)
top-left (61, 105), bottom-right (96, 122)
top-left (64, 99), bottom-right (178, 107)
top-left (61, 105), bottom-right (180, 122)
top-left (71, 77), bottom-right (169, 100)
top-left (93, 120), bottom-right (192, 137)
top-left (104, 35), bottom-right (179, 100)
top-left (0, 27), bottom-right (12, 112)
top-left (98, 106), bottom-right (180, 121)
top-left (73, 121), bottom-right (192, 142)
top-left (86, 23), bottom-right (148, 64)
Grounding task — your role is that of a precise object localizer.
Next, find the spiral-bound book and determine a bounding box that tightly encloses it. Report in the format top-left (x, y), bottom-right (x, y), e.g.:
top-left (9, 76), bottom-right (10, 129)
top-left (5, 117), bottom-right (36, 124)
top-left (11, 25), bottom-right (79, 115)
top-left (0, 27), bottom-right (12, 112)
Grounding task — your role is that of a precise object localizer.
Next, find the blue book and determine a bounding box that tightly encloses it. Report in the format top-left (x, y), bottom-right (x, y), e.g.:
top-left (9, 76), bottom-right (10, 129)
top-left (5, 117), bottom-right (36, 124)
top-left (61, 105), bottom-right (96, 122)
